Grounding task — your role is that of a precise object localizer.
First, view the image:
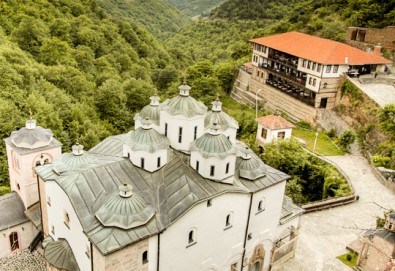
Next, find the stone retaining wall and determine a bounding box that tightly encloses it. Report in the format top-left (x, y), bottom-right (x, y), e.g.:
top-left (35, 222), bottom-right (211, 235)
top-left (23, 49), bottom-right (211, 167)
top-left (316, 109), bottom-right (350, 136)
top-left (366, 152), bottom-right (395, 193)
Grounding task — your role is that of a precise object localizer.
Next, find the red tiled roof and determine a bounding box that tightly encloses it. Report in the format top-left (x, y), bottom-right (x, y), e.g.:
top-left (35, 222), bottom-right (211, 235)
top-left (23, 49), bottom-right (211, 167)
top-left (250, 31), bottom-right (390, 65)
top-left (256, 115), bottom-right (295, 130)
top-left (244, 62), bottom-right (253, 69)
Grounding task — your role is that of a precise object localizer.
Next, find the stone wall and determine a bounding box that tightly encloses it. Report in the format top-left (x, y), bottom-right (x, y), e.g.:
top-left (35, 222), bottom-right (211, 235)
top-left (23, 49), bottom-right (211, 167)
top-left (316, 109), bottom-right (350, 136)
top-left (346, 26), bottom-right (395, 50)
top-left (93, 238), bottom-right (149, 271)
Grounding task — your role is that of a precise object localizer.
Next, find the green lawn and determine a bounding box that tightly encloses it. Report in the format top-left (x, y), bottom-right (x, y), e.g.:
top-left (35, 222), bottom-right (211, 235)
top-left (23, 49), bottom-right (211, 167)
top-left (292, 128), bottom-right (344, 156)
top-left (0, 186), bottom-right (11, 196)
top-left (336, 252), bottom-right (357, 268)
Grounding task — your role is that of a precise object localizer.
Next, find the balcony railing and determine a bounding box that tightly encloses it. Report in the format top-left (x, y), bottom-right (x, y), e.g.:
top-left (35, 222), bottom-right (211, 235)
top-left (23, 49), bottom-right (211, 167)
top-left (269, 55), bottom-right (298, 68)
top-left (260, 64), bottom-right (306, 87)
top-left (266, 79), bottom-right (315, 107)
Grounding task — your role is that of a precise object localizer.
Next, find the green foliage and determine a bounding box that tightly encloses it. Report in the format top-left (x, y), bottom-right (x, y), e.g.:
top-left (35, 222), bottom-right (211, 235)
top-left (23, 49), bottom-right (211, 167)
top-left (167, 0), bottom-right (226, 18)
top-left (0, 186), bottom-right (11, 196)
top-left (376, 209), bottom-right (394, 229)
top-left (326, 129), bottom-right (336, 138)
top-left (341, 80), bottom-right (362, 101)
top-left (262, 140), bottom-right (350, 203)
top-left (296, 120), bottom-right (312, 130)
top-left (337, 252), bottom-right (357, 268)
top-left (339, 130), bottom-right (356, 149)
top-left (379, 104), bottom-right (395, 137)
top-left (372, 155), bottom-right (391, 167)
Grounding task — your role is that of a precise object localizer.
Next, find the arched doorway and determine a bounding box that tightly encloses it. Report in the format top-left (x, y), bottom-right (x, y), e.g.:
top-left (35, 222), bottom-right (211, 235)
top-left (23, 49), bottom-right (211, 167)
top-left (9, 232), bottom-right (19, 251)
top-left (251, 262), bottom-right (260, 271)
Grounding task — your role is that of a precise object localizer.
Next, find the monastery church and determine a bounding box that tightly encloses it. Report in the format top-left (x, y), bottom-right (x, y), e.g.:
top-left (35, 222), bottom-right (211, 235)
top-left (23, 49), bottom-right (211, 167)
top-left (0, 82), bottom-right (303, 271)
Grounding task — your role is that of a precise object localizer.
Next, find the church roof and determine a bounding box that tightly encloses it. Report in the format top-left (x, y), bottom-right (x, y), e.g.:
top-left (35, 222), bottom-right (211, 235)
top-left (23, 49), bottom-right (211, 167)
top-left (36, 139), bottom-right (288, 255)
top-left (191, 130), bottom-right (235, 158)
top-left (0, 192), bottom-right (29, 231)
top-left (126, 123), bottom-right (170, 153)
top-left (134, 95), bottom-right (161, 125)
top-left (236, 148), bottom-right (267, 180)
top-left (159, 83), bottom-right (207, 117)
top-left (43, 236), bottom-right (80, 271)
top-left (204, 99), bottom-right (239, 130)
top-left (250, 31), bottom-right (391, 65)
top-left (256, 115), bottom-right (295, 130)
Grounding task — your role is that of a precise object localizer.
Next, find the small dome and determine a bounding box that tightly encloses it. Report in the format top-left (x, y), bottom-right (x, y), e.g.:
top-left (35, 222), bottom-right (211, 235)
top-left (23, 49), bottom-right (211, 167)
top-left (159, 83), bottom-right (207, 117)
top-left (204, 98), bottom-right (238, 130)
top-left (127, 122), bottom-right (169, 153)
top-left (95, 184), bottom-right (155, 229)
top-left (191, 130), bottom-right (235, 158)
top-left (237, 148), bottom-right (267, 180)
top-left (134, 95), bottom-right (160, 125)
top-left (10, 120), bottom-right (53, 149)
top-left (52, 144), bottom-right (95, 174)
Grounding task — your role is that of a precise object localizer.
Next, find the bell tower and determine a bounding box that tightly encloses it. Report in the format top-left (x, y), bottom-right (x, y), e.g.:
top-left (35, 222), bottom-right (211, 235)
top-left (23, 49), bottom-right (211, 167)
top-left (4, 119), bottom-right (62, 209)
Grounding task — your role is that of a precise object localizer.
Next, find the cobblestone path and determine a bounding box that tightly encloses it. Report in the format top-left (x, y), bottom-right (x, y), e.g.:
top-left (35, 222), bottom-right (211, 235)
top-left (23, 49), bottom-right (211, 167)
top-left (0, 250), bottom-right (45, 271)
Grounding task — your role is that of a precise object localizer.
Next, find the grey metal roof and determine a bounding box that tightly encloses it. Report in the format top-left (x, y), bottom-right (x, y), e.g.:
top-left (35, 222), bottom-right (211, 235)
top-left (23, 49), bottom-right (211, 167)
top-left (134, 104), bottom-right (160, 125)
top-left (191, 132), bottom-right (235, 158)
top-left (279, 196), bottom-right (304, 225)
top-left (89, 133), bottom-right (129, 157)
top-left (4, 137), bottom-right (62, 156)
top-left (9, 120), bottom-right (55, 149)
top-left (43, 236), bottom-right (80, 271)
top-left (126, 126), bottom-right (170, 153)
top-left (205, 111), bottom-right (239, 130)
top-left (0, 192), bottom-right (29, 231)
top-left (24, 203), bottom-right (42, 228)
top-left (95, 184), bottom-right (155, 230)
top-left (159, 94), bottom-right (207, 117)
top-left (36, 136), bottom-right (288, 256)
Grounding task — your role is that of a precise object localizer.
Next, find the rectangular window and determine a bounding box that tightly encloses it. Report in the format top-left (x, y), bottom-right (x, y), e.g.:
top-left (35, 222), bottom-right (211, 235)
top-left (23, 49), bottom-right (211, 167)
top-left (261, 128), bottom-right (267, 139)
top-left (142, 251), bottom-right (148, 264)
top-left (302, 60), bottom-right (307, 67)
top-left (278, 132), bottom-right (286, 139)
top-left (196, 161), bottom-right (199, 171)
top-left (194, 126), bottom-right (198, 140)
top-left (307, 61), bottom-right (311, 69)
top-left (333, 65), bottom-right (339, 73)
top-left (210, 165), bottom-right (215, 177)
top-left (326, 65), bottom-right (332, 73)
top-left (141, 158), bottom-right (145, 169)
top-left (178, 127), bottom-right (183, 143)
top-left (312, 62), bottom-right (316, 70)
top-left (47, 196), bottom-right (51, 206)
top-left (317, 64), bottom-right (322, 72)
top-left (157, 157), bottom-right (161, 168)
top-left (164, 123), bottom-right (168, 136)
top-left (207, 199), bottom-right (212, 207)
top-left (225, 163), bottom-right (230, 174)
top-left (51, 225), bottom-right (55, 235)
top-left (309, 77), bottom-right (312, 85)
top-left (313, 78), bottom-right (317, 86)
top-left (85, 244), bottom-right (91, 259)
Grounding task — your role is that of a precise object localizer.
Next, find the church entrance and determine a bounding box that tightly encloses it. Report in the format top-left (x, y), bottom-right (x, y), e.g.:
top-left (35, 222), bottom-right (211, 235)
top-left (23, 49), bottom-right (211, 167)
top-left (9, 232), bottom-right (19, 251)
top-left (251, 262), bottom-right (260, 271)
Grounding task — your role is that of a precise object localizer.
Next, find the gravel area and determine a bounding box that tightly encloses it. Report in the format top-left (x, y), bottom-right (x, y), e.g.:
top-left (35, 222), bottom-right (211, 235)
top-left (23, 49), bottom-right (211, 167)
top-left (0, 250), bottom-right (45, 271)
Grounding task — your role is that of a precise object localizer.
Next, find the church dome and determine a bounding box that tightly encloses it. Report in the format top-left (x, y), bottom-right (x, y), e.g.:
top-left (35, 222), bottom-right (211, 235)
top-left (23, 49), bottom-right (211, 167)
top-left (204, 99), bottom-right (239, 130)
top-left (10, 120), bottom-right (54, 149)
top-left (134, 95), bottom-right (160, 125)
top-left (128, 118), bottom-right (169, 152)
top-left (52, 144), bottom-right (96, 174)
top-left (159, 83), bottom-right (207, 117)
top-left (191, 123), bottom-right (235, 158)
top-left (237, 147), bottom-right (267, 180)
top-left (95, 184), bottom-right (155, 230)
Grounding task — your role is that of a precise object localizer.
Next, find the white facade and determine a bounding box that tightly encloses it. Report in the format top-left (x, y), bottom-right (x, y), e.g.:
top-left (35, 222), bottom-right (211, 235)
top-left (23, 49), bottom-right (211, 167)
top-left (0, 221), bottom-right (38, 258)
top-left (124, 147), bottom-right (168, 172)
top-left (45, 181), bottom-right (91, 271)
top-left (190, 152), bottom-right (236, 183)
top-left (159, 193), bottom-right (250, 271)
top-left (160, 111), bottom-right (205, 152)
top-left (256, 124), bottom-right (293, 145)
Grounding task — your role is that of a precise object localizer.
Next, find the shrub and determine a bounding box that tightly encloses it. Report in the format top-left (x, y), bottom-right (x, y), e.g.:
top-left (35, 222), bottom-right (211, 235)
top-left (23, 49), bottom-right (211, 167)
top-left (372, 155), bottom-right (391, 167)
top-left (339, 129), bottom-right (356, 149)
top-left (296, 120), bottom-right (311, 130)
top-left (326, 129), bottom-right (336, 138)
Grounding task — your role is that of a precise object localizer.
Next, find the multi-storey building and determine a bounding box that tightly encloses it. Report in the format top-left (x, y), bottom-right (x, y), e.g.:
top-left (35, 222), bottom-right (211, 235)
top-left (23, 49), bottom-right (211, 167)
top-left (31, 83), bottom-right (303, 271)
top-left (234, 31), bottom-right (391, 121)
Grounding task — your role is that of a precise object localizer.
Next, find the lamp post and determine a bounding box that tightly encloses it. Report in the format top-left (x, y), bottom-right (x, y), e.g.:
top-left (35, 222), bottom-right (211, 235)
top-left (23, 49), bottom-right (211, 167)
top-left (313, 132), bottom-right (319, 154)
top-left (255, 88), bottom-right (262, 119)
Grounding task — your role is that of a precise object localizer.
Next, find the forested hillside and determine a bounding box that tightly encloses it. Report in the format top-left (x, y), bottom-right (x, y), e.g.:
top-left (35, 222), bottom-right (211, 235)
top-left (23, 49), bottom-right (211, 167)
top-left (166, 0), bottom-right (226, 18)
top-left (0, 0), bottom-right (182, 189)
top-left (97, 0), bottom-right (190, 39)
top-left (211, 0), bottom-right (395, 41)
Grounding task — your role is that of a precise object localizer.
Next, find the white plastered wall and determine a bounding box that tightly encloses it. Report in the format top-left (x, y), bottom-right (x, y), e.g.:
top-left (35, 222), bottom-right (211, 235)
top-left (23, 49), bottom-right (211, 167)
top-left (256, 124), bottom-right (292, 145)
top-left (0, 221), bottom-right (38, 258)
top-left (190, 151), bottom-right (236, 182)
top-left (159, 193), bottom-right (250, 271)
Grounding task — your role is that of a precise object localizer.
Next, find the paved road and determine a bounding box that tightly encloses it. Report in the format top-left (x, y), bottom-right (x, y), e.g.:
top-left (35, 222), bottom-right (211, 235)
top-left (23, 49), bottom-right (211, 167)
top-left (274, 154), bottom-right (395, 271)
top-left (349, 78), bottom-right (395, 108)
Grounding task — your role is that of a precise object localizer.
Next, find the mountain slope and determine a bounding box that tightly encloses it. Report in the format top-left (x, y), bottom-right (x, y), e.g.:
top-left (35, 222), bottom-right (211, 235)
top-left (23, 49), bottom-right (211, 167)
top-left (98, 0), bottom-right (190, 39)
top-left (166, 0), bottom-right (226, 18)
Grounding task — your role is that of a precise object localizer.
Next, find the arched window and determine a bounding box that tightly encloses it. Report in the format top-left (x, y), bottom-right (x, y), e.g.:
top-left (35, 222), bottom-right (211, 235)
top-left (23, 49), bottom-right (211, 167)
top-left (226, 214), bottom-right (231, 227)
top-left (142, 250), bottom-right (148, 264)
top-left (9, 232), bottom-right (19, 251)
top-left (35, 161), bottom-right (41, 167)
top-left (44, 158), bottom-right (49, 164)
top-left (257, 198), bottom-right (265, 212)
